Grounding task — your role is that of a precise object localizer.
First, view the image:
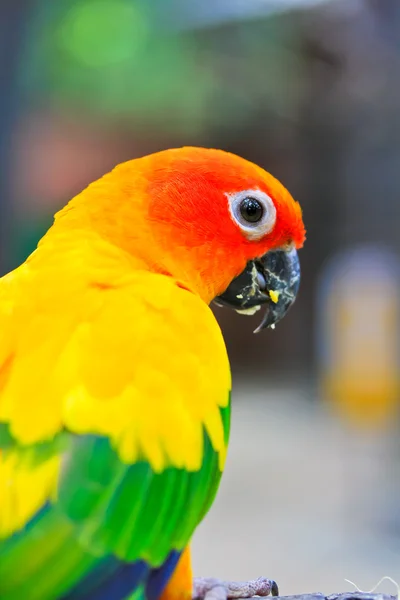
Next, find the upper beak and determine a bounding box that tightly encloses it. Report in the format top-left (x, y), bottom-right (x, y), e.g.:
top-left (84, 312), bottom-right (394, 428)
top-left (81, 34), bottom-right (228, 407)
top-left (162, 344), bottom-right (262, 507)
top-left (214, 248), bottom-right (301, 333)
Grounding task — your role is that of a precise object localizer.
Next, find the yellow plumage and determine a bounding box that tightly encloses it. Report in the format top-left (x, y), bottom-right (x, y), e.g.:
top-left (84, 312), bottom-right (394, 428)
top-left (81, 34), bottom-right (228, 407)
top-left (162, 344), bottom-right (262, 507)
top-left (0, 449), bottom-right (59, 538)
top-left (0, 233), bottom-right (230, 479)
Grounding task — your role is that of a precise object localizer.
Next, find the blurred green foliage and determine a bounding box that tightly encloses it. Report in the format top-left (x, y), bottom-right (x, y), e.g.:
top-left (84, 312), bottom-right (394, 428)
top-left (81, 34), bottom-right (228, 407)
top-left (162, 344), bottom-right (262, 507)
top-left (23, 0), bottom-right (216, 133)
top-left (21, 0), bottom-right (304, 135)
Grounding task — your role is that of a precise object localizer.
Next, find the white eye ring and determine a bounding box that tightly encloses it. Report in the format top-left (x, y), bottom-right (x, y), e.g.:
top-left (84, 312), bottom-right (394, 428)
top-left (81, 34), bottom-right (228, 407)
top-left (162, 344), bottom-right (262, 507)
top-left (226, 189), bottom-right (277, 241)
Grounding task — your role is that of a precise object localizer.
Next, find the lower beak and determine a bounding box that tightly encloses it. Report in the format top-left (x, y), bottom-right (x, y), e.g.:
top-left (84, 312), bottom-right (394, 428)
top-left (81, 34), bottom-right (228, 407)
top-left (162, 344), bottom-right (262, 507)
top-left (214, 248), bottom-right (300, 333)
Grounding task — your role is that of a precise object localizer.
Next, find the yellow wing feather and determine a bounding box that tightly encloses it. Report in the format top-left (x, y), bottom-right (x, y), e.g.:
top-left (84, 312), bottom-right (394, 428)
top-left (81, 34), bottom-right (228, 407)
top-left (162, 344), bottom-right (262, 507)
top-left (0, 448), bottom-right (60, 538)
top-left (0, 236), bottom-right (231, 474)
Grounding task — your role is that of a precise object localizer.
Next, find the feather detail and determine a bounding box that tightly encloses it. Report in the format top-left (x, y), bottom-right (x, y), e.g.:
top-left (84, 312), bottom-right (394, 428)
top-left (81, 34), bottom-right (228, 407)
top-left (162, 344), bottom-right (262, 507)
top-left (0, 257), bottom-right (230, 473)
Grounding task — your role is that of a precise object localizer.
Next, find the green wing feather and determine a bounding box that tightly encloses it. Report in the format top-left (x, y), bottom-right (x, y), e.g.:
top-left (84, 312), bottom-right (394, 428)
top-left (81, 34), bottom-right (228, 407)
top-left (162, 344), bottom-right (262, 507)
top-left (0, 401), bottom-right (230, 600)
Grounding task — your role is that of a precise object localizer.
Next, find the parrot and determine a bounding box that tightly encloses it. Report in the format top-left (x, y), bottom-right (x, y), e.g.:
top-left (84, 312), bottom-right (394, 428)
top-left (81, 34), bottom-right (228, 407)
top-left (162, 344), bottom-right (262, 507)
top-left (0, 147), bottom-right (305, 600)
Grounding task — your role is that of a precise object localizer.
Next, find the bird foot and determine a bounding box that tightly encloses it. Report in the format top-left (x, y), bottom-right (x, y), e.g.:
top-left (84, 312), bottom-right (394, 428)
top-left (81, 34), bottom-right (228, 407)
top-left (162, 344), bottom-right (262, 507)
top-left (193, 577), bottom-right (279, 600)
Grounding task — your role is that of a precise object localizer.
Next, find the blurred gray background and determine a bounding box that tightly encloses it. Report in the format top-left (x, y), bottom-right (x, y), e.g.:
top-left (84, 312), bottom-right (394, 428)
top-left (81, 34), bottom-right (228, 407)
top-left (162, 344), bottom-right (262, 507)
top-left (1, 0), bottom-right (400, 593)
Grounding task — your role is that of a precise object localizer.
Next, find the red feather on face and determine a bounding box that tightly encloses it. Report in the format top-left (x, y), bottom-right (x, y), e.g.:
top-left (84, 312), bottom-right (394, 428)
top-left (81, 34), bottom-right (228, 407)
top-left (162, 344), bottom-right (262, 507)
top-left (51, 147), bottom-right (305, 304)
top-left (145, 147), bottom-right (305, 301)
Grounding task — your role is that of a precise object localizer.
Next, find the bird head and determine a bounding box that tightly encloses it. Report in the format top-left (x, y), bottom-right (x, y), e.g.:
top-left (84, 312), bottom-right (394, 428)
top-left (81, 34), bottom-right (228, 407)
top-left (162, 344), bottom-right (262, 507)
top-left (57, 146), bottom-right (306, 331)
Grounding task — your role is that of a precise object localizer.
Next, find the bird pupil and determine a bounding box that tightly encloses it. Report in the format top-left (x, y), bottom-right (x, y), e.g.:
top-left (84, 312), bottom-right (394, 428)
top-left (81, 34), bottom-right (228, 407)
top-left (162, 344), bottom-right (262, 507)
top-left (240, 198), bottom-right (263, 223)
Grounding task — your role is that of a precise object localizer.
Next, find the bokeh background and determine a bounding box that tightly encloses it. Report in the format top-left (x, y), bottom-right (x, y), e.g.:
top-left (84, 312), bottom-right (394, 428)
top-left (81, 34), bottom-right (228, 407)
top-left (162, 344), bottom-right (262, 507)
top-left (1, 0), bottom-right (400, 594)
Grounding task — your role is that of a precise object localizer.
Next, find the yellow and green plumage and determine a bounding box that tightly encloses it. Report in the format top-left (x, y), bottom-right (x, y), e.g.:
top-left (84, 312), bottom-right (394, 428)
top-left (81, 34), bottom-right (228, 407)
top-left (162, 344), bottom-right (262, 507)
top-left (0, 147), bottom-right (305, 600)
top-left (0, 248), bottom-right (230, 599)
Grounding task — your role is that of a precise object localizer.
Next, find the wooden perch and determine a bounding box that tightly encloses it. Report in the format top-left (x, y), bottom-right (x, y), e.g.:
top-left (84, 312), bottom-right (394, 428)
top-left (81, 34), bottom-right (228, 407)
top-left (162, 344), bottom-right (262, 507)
top-left (270, 594), bottom-right (397, 600)
top-left (193, 578), bottom-right (398, 600)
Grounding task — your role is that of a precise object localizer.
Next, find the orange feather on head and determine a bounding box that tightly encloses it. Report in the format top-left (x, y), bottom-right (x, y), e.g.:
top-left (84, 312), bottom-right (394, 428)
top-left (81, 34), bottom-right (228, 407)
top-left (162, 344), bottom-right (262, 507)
top-left (52, 146), bottom-right (305, 304)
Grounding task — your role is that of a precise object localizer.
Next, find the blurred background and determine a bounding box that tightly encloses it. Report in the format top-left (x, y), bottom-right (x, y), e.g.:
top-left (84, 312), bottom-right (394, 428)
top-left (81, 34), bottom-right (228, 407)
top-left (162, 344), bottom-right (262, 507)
top-left (1, 0), bottom-right (400, 593)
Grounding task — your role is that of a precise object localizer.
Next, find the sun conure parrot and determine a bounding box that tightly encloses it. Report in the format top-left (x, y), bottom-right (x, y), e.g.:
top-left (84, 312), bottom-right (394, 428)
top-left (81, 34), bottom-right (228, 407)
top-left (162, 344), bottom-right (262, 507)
top-left (0, 147), bottom-right (305, 600)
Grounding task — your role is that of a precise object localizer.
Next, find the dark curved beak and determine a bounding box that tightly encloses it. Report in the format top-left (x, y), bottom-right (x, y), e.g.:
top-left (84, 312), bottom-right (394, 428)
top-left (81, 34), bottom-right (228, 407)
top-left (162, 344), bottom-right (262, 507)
top-left (214, 248), bottom-right (300, 333)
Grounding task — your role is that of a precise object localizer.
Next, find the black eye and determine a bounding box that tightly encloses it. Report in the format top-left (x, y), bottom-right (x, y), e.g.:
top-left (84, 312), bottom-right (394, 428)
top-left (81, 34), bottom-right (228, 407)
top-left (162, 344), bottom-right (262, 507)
top-left (239, 197), bottom-right (264, 223)
top-left (228, 189), bottom-right (276, 240)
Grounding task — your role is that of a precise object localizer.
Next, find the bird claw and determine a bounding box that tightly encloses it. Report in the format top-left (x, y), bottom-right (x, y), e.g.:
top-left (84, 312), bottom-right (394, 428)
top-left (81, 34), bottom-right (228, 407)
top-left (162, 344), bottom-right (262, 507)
top-left (193, 577), bottom-right (279, 600)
